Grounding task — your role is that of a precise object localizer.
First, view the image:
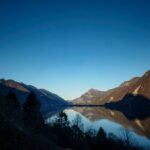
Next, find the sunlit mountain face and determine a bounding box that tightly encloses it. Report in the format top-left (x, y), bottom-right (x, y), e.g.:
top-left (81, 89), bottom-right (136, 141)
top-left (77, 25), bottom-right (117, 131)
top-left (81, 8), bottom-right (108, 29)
top-left (73, 70), bottom-right (150, 105)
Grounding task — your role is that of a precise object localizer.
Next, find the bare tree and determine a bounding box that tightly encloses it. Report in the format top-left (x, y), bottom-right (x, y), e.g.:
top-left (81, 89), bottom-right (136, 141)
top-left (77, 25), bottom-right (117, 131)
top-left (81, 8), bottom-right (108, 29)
top-left (72, 114), bottom-right (84, 130)
top-left (120, 127), bottom-right (132, 150)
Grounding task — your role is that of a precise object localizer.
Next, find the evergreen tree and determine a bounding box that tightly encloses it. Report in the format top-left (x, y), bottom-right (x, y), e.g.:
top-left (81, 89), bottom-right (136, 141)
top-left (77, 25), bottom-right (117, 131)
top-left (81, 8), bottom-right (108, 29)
top-left (97, 127), bottom-right (106, 139)
top-left (23, 92), bottom-right (44, 129)
top-left (2, 90), bottom-right (21, 121)
top-left (23, 92), bottom-right (40, 110)
top-left (5, 90), bottom-right (20, 109)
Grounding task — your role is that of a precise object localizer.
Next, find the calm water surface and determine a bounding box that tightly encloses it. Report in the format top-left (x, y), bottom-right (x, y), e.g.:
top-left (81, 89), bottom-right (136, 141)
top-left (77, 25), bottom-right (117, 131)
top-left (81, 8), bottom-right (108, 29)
top-left (45, 106), bottom-right (150, 149)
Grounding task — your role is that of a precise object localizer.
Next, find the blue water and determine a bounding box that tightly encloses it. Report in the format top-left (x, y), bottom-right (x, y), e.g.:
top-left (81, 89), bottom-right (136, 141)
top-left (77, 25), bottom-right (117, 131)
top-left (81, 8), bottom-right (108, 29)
top-left (45, 107), bottom-right (150, 149)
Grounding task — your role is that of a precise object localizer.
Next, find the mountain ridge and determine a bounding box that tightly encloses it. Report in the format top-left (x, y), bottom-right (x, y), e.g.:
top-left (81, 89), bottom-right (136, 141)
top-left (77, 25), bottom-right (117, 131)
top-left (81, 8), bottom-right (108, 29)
top-left (0, 79), bottom-right (68, 114)
top-left (73, 70), bottom-right (150, 105)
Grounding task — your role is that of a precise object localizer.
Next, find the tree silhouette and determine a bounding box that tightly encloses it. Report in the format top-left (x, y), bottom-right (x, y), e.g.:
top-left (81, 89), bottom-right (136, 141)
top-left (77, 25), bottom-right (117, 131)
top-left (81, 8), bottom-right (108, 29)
top-left (55, 112), bottom-right (69, 128)
top-left (97, 127), bottom-right (106, 139)
top-left (23, 92), bottom-right (44, 129)
top-left (72, 114), bottom-right (83, 130)
top-left (0, 90), bottom-right (2, 98)
top-left (0, 90), bottom-right (21, 121)
top-left (5, 90), bottom-right (20, 109)
top-left (23, 92), bottom-right (40, 110)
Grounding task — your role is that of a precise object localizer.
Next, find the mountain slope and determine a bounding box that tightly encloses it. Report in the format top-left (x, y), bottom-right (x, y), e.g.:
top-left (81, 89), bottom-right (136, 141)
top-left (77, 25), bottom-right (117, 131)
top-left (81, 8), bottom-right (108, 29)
top-left (73, 70), bottom-right (150, 105)
top-left (73, 88), bottom-right (105, 105)
top-left (0, 79), bottom-right (68, 114)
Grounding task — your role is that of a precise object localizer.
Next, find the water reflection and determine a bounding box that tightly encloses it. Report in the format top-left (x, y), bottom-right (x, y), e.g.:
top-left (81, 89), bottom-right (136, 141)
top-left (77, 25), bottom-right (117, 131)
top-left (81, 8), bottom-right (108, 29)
top-left (72, 107), bottom-right (150, 139)
top-left (45, 106), bottom-right (150, 149)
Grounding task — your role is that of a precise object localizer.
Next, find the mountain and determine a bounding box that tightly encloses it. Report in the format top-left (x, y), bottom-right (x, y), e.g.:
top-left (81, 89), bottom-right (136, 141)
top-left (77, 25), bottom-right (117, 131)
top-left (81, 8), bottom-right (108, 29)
top-left (73, 70), bottom-right (150, 105)
top-left (0, 79), bottom-right (68, 114)
top-left (73, 88), bottom-right (105, 105)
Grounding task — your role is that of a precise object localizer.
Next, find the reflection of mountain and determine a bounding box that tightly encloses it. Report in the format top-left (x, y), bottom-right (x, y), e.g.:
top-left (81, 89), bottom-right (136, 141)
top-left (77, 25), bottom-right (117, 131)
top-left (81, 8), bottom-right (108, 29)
top-left (73, 70), bottom-right (150, 105)
top-left (105, 94), bottom-right (150, 120)
top-left (72, 107), bottom-right (150, 139)
top-left (0, 79), bottom-right (68, 114)
top-left (73, 70), bottom-right (150, 136)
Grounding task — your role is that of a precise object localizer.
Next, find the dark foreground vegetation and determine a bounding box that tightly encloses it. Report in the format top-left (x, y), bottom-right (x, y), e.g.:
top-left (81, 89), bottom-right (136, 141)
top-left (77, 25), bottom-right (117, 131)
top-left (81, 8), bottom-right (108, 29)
top-left (0, 90), bottom-right (145, 150)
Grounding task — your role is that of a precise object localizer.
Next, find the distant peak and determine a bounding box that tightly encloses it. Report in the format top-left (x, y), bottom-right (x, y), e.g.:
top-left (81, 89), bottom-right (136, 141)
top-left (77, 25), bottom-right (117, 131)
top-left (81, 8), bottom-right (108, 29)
top-left (88, 88), bottom-right (97, 92)
top-left (87, 88), bottom-right (103, 93)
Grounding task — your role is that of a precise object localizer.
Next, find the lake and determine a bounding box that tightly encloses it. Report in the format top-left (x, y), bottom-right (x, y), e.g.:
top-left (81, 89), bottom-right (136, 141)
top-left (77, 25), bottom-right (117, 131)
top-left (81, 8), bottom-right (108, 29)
top-left (45, 106), bottom-right (150, 149)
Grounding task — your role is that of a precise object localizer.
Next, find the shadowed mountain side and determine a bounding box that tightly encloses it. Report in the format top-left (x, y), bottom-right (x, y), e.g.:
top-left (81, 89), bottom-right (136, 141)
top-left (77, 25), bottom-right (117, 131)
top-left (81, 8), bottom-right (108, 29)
top-left (0, 79), bottom-right (68, 114)
top-left (104, 94), bottom-right (150, 120)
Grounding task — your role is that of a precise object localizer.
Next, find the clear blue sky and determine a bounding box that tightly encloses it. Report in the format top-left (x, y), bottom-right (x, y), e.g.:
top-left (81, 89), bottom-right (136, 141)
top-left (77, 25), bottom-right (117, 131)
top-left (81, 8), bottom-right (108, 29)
top-left (0, 0), bottom-right (150, 100)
